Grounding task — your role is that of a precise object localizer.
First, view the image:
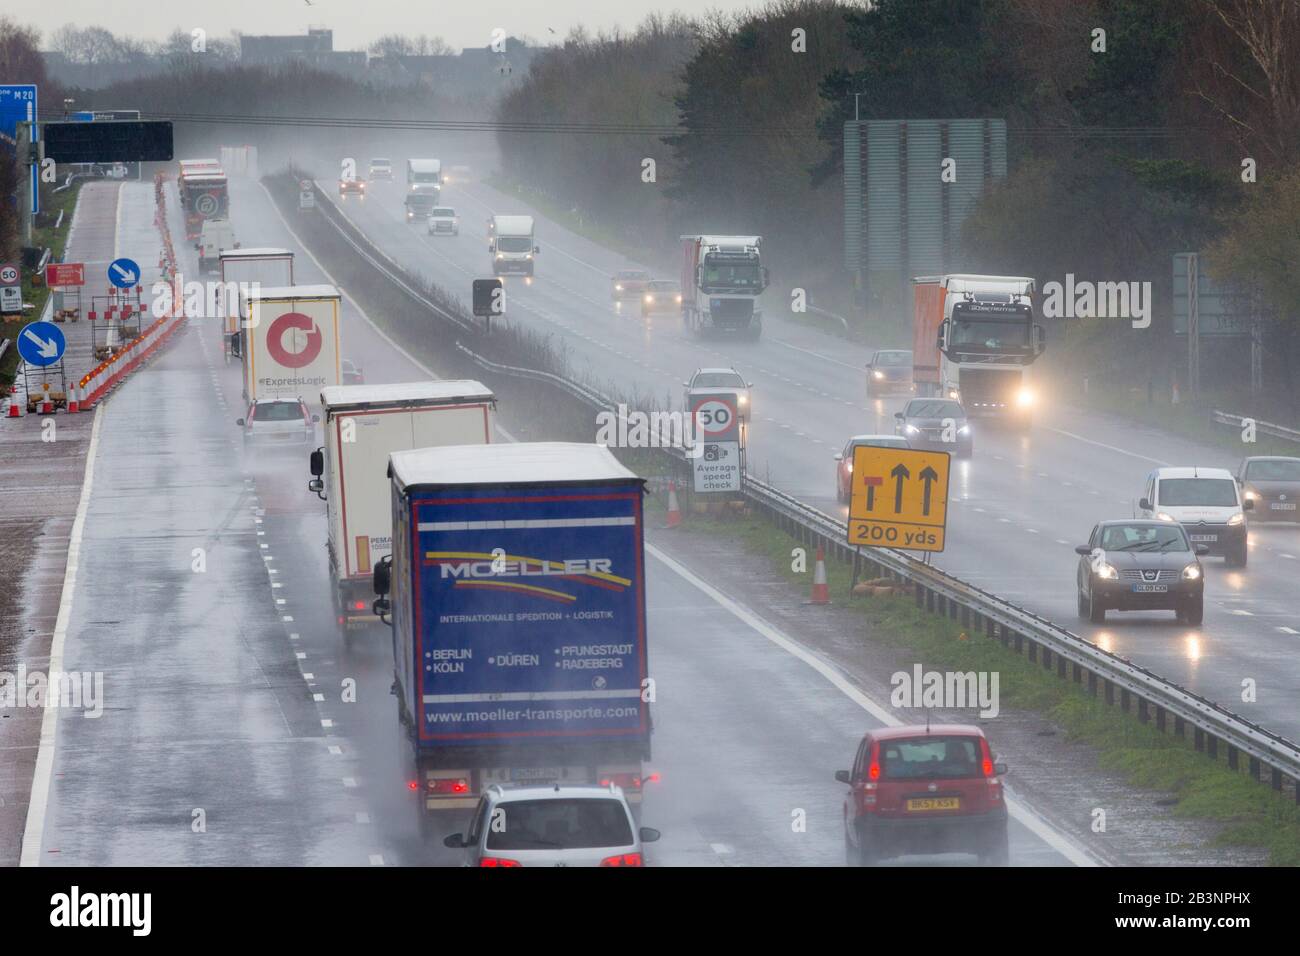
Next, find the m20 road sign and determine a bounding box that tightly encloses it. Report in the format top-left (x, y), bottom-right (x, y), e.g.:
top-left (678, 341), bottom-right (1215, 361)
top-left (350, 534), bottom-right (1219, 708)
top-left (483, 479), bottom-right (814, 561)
top-left (847, 446), bottom-right (951, 553)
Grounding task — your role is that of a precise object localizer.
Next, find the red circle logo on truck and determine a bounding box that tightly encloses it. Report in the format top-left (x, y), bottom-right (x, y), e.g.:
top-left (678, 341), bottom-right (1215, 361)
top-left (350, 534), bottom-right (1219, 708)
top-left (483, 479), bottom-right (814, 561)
top-left (266, 311), bottom-right (323, 368)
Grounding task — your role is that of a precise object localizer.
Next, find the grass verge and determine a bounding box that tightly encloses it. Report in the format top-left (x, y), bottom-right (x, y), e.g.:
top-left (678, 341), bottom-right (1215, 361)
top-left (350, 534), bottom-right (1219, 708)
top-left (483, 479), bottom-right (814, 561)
top-left (1, 180), bottom-right (85, 390)
top-left (677, 507), bottom-right (1300, 865)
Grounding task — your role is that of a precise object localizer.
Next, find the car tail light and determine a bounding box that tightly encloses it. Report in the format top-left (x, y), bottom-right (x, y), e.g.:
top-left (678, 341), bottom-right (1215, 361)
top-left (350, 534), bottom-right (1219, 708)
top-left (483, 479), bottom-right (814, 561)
top-left (427, 777), bottom-right (470, 795)
top-left (479, 857), bottom-right (521, 867)
top-left (600, 853), bottom-right (643, 867)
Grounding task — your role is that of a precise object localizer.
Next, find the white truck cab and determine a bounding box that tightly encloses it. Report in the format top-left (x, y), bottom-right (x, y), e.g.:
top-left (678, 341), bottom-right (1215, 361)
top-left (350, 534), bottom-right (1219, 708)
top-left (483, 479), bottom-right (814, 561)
top-left (198, 220), bottom-right (238, 274)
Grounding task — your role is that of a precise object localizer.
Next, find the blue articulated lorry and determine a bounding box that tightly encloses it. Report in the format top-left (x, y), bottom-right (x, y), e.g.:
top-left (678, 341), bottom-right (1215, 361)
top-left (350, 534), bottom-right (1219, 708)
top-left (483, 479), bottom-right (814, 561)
top-left (373, 442), bottom-right (652, 831)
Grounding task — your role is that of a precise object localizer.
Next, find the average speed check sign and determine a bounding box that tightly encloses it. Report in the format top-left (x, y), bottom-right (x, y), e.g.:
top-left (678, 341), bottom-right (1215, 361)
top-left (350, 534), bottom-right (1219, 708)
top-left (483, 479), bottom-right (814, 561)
top-left (690, 391), bottom-right (741, 493)
top-left (848, 446), bottom-right (951, 552)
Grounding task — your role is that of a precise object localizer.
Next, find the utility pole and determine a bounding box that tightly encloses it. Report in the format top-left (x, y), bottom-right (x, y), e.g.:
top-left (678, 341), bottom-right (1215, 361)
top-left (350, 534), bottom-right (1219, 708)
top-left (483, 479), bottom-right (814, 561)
top-left (1187, 252), bottom-right (1200, 398)
top-left (16, 119), bottom-right (34, 246)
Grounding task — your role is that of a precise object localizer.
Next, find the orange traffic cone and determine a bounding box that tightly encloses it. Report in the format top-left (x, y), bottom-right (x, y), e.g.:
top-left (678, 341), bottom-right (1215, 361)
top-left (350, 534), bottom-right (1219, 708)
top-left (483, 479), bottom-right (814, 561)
top-left (664, 481), bottom-right (682, 529)
top-left (6, 400), bottom-right (21, 418)
top-left (67, 386), bottom-right (79, 414)
top-left (807, 546), bottom-right (830, 605)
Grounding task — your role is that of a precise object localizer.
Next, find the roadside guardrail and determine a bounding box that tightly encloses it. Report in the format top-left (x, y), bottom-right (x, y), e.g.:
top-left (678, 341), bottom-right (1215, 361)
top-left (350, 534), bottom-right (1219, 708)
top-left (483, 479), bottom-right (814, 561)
top-left (1212, 409), bottom-right (1300, 444)
top-left (304, 175), bottom-right (1300, 802)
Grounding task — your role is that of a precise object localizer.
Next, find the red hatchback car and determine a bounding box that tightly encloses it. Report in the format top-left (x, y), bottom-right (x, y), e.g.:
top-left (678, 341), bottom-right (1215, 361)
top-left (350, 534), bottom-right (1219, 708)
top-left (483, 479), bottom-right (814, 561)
top-left (837, 724), bottom-right (1009, 866)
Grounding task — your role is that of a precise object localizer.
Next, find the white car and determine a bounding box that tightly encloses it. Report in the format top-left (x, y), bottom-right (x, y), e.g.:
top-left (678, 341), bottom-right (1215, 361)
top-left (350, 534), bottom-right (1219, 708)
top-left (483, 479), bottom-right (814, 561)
top-left (427, 207), bottom-right (460, 236)
top-left (443, 783), bottom-right (660, 867)
top-left (237, 398), bottom-right (318, 446)
top-left (683, 367), bottom-right (753, 420)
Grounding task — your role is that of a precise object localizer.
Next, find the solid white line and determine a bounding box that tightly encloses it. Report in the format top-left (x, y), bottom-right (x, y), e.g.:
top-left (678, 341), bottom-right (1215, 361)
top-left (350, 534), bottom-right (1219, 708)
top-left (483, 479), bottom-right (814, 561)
top-left (259, 180), bottom-right (518, 444)
top-left (770, 337), bottom-right (863, 371)
top-left (1042, 426), bottom-right (1169, 466)
top-left (20, 404), bottom-right (105, 866)
top-left (644, 541), bottom-right (1100, 868)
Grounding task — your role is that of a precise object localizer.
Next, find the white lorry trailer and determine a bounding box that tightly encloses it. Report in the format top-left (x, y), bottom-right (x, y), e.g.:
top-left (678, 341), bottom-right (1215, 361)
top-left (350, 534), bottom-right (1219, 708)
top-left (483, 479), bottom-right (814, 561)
top-left (239, 284), bottom-right (342, 404)
top-left (489, 215), bottom-right (538, 276)
top-left (219, 247), bottom-right (294, 360)
top-left (308, 381), bottom-right (497, 629)
top-left (680, 235), bottom-right (769, 340)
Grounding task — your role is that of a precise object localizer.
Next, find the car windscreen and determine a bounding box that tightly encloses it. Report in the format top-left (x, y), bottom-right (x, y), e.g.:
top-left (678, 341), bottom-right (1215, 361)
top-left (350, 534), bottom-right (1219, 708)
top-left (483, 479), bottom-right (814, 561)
top-left (874, 351), bottom-right (911, 367)
top-left (905, 400), bottom-right (963, 418)
top-left (617, 271), bottom-right (649, 280)
top-left (648, 281), bottom-right (678, 291)
top-left (497, 237), bottom-right (533, 253)
top-left (1158, 478), bottom-right (1238, 507)
top-left (693, 372), bottom-right (745, 388)
top-left (431, 209), bottom-right (455, 217)
top-left (485, 798), bottom-right (633, 850)
top-left (1245, 459), bottom-right (1300, 481)
top-left (253, 402), bottom-right (302, 422)
top-left (1099, 524), bottom-right (1190, 552)
top-left (879, 736), bottom-right (982, 780)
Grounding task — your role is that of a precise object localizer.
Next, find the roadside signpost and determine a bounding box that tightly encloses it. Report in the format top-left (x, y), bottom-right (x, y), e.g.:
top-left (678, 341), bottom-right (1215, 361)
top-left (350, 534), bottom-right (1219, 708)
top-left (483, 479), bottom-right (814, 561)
top-left (472, 278), bottom-right (504, 330)
top-left (0, 85), bottom-right (38, 218)
top-left (848, 445), bottom-right (950, 553)
top-left (689, 391), bottom-right (742, 493)
top-left (0, 262), bottom-right (22, 315)
top-left (46, 263), bottom-right (85, 287)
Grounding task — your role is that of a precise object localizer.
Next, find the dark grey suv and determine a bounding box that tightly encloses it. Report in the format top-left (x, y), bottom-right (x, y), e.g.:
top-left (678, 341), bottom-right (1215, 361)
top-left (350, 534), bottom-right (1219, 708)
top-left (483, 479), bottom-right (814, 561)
top-left (1075, 520), bottom-right (1207, 625)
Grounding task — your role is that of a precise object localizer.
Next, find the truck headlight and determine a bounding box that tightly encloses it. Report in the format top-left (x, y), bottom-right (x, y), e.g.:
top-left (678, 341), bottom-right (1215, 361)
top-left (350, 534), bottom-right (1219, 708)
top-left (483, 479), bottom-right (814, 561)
top-left (1243, 489), bottom-right (1258, 501)
top-left (873, 370), bottom-right (885, 380)
top-left (737, 394), bottom-right (748, 405)
top-left (1156, 512), bottom-right (1176, 522)
top-left (948, 390), bottom-right (960, 400)
top-left (1182, 563), bottom-right (1201, 580)
top-left (1017, 388), bottom-right (1035, 407)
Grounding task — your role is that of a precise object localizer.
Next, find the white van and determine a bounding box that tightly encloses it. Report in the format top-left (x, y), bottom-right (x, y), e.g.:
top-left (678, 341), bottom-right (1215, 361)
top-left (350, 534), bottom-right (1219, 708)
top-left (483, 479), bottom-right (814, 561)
top-left (199, 220), bottom-right (238, 274)
top-left (1139, 466), bottom-right (1252, 567)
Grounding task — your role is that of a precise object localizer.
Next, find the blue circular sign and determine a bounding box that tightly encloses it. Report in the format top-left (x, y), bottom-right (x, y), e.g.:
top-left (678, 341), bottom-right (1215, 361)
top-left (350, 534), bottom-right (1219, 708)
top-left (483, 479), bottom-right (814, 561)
top-left (108, 257), bottom-right (140, 289)
top-left (17, 320), bottom-right (66, 367)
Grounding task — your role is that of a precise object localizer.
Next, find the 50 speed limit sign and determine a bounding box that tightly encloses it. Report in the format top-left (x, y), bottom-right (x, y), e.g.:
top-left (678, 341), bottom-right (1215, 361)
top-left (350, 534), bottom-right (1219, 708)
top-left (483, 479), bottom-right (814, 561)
top-left (690, 394), bottom-right (739, 442)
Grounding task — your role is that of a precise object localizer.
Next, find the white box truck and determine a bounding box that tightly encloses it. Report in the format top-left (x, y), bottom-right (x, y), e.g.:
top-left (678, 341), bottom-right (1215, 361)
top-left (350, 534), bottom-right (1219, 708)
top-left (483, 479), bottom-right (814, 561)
top-left (308, 381), bottom-right (497, 629)
top-left (240, 284), bottom-right (342, 403)
top-left (219, 247), bottom-right (294, 360)
top-left (490, 215), bottom-right (538, 276)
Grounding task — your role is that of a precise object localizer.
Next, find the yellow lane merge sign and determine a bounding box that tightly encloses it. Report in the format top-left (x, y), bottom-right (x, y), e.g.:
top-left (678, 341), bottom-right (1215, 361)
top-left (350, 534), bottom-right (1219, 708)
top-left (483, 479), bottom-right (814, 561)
top-left (848, 446), bottom-right (951, 552)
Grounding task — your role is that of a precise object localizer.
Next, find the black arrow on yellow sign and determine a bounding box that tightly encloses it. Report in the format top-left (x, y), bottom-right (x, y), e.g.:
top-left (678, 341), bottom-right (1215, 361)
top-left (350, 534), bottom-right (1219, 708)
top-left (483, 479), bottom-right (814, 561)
top-left (890, 463), bottom-right (909, 512)
top-left (919, 465), bottom-right (939, 516)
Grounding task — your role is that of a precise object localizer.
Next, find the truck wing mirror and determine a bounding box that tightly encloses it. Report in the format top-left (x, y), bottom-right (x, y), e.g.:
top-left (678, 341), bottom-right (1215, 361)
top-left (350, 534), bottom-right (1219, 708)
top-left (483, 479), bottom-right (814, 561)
top-left (1034, 323), bottom-right (1047, 355)
top-left (1242, 498), bottom-right (1254, 511)
top-left (1139, 497), bottom-right (1152, 511)
top-left (235, 418), bottom-right (245, 427)
top-left (309, 448), bottom-right (324, 477)
top-left (373, 555), bottom-right (392, 596)
top-left (937, 318), bottom-right (949, 350)
top-left (533, 246), bottom-right (540, 254)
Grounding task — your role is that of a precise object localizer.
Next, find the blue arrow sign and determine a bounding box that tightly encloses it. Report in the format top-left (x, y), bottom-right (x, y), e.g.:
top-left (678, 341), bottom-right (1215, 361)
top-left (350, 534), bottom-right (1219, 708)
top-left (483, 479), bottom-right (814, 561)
top-left (17, 321), bottom-right (66, 367)
top-left (108, 257), bottom-right (140, 289)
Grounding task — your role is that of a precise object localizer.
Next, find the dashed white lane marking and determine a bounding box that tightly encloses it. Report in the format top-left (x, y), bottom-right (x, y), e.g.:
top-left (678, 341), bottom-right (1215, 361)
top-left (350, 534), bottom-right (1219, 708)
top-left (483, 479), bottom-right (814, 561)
top-left (1044, 426), bottom-right (1170, 466)
top-left (1278, 627), bottom-right (1299, 635)
top-left (329, 745), bottom-right (343, 755)
top-left (321, 719), bottom-right (335, 728)
top-left (295, 652), bottom-right (307, 660)
top-left (313, 693), bottom-right (325, 702)
top-left (645, 543), bottom-right (1100, 868)
top-left (302, 672), bottom-right (314, 680)
top-left (710, 843), bottom-right (734, 856)
top-left (369, 854), bottom-right (385, 866)
top-left (356, 812), bottom-right (371, 824)
top-left (1228, 609), bottom-right (1254, 616)
top-left (343, 777), bottom-right (358, 788)
top-left (1281, 554), bottom-right (1297, 560)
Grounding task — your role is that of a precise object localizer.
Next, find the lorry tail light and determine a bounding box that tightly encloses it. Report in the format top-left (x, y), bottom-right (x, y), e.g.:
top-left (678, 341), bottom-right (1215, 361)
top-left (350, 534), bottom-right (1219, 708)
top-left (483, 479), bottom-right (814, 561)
top-left (407, 780), bottom-right (419, 791)
top-left (600, 852), bottom-right (643, 867)
top-left (479, 857), bottom-right (521, 867)
top-left (599, 771), bottom-right (645, 790)
top-left (427, 777), bottom-right (470, 795)
top-left (351, 600), bottom-right (367, 611)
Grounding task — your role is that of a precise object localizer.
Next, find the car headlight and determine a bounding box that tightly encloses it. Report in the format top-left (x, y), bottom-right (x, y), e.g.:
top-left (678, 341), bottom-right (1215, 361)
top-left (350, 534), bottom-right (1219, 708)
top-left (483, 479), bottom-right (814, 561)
top-left (737, 394), bottom-right (748, 405)
top-left (845, 462), bottom-right (853, 473)
top-left (496, 254), bottom-right (504, 259)
top-left (873, 370), bottom-right (885, 380)
top-left (1227, 512), bottom-right (1245, 526)
top-left (1017, 388), bottom-right (1035, 407)
top-left (957, 424), bottom-right (971, 436)
top-left (615, 284), bottom-right (623, 291)
top-left (1243, 489), bottom-right (1258, 501)
top-left (1182, 563), bottom-right (1201, 580)
top-left (645, 295), bottom-right (654, 303)
top-left (675, 295), bottom-right (682, 303)
top-left (1156, 512), bottom-right (1176, 522)
top-left (904, 424), bottom-right (920, 435)
top-left (1095, 563), bottom-right (1118, 580)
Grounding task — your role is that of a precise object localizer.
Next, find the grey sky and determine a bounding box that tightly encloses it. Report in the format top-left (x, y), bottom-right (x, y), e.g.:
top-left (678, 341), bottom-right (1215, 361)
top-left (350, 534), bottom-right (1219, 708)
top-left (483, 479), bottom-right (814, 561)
top-left (29, 1), bottom-right (764, 52)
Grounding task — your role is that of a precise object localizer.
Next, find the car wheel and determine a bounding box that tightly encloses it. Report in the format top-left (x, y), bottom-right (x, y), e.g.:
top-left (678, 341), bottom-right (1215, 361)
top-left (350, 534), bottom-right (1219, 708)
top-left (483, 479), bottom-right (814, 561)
top-left (1087, 590), bottom-right (1106, 624)
top-left (1077, 588), bottom-right (1088, 620)
top-left (1183, 596), bottom-right (1204, 626)
top-left (852, 825), bottom-right (880, 866)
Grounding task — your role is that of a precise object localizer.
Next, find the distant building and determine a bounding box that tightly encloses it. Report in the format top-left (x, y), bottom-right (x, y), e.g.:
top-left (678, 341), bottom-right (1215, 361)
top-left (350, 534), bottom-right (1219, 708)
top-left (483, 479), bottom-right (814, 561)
top-left (239, 28), bottom-right (367, 77)
top-left (42, 51), bottom-right (166, 89)
top-left (369, 38), bottom-right (539, 99)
